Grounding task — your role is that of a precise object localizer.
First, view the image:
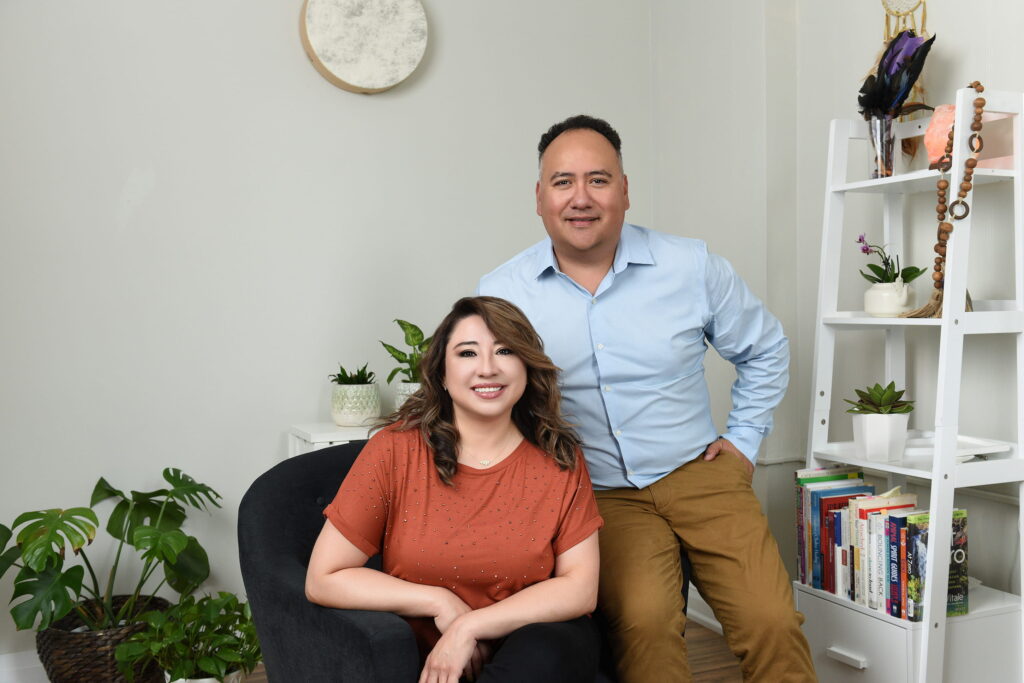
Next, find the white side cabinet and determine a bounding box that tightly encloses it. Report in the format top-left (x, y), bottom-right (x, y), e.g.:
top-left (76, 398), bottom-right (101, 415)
top-left (287, 423), bottom-right (372, 457)
top-left (795, 584), bottom-right (1021, 682)
top-left (803, 87), bottom-right (1024, 682)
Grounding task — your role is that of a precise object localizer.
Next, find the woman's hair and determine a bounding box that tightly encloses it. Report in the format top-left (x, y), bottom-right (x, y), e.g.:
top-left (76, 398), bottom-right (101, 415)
top-left (385, 296), bottom-right (581, 485)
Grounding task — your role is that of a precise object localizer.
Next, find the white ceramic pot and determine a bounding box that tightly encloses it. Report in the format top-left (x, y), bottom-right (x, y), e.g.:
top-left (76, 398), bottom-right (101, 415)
top-left (852, 413), bottom-right (910, 462)
top-left (331, 384), bottom-right (381, 426)
top-left (864, 280), bottom-right (914, 317)
top-left (393, 382), bottom-right (421, 409)
top-left (165, 670), bottom-right (244, 683)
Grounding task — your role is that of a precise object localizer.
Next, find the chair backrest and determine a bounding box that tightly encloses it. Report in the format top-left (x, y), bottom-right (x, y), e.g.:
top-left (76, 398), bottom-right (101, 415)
top-left (238, 440), bottom-right (369, 594)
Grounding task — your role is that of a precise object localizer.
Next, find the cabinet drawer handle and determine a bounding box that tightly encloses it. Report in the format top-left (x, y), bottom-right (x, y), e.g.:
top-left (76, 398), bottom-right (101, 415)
top-left (826, 646), bottom-right (868, 670)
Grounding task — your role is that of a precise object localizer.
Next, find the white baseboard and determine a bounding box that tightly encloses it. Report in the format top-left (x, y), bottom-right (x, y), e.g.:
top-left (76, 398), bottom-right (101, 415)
top-left (687, 590), bottom-right (724, 635)
top-left (0, 650), bottom-right (46, 683)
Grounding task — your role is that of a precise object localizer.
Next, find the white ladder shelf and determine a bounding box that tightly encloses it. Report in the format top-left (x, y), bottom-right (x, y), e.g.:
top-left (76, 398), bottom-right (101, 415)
top-left (803, 87), bottom-right (1024, 683)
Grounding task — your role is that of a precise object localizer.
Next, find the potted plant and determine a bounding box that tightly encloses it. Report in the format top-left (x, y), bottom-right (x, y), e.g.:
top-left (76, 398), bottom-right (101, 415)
top-left (380, 318), bottom-right (431, 408)
top-left (0, 469), bottom-right (220, 683)
top-left (844, 381), bottom-right (915, 462)
top-left (856, 234), bottom-right (926, 317)
top-left (328, 362), bottom-right (381, 426)
top-left (115, 591), bottom-right (261, 683)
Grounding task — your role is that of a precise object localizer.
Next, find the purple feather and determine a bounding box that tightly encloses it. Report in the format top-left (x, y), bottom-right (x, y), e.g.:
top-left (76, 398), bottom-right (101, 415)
top-left (879, 31), bottom-right (925, 77)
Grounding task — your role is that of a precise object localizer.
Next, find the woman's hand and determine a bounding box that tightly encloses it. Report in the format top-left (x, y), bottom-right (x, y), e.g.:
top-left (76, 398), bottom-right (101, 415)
top-left (432, 587), bottom-right (472, 633)
top-left (419, 618), bottom-right (483, 683)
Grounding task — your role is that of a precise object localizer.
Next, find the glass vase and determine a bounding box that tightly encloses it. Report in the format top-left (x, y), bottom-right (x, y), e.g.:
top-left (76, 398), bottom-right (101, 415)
top-left (868, 115), bottom-right (895, 178)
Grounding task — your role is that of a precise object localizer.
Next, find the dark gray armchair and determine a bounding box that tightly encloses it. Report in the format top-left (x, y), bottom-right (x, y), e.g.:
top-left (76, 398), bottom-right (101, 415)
top-left (239, 440), bottom-right (689, 682)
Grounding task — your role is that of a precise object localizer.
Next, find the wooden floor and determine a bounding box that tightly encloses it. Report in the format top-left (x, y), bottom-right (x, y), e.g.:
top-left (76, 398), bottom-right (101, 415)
top-left (245, 621), bottom-right (742, 681)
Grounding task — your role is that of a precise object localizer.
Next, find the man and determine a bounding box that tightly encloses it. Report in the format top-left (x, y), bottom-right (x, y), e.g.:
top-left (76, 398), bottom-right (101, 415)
top-left (477, 115), bottom-right (815, 682)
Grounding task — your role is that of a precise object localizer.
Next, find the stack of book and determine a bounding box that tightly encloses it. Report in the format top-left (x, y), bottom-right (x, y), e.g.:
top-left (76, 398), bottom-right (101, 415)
top-left (795, 465), bottom-right (969, 620)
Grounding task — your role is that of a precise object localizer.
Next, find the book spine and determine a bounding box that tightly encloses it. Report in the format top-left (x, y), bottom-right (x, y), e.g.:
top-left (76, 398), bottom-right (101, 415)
top-left (906, 515), bottom-right (929, 622)
top-left (887, 516), bottom-right (899, 617)
top-left (899, 526), bottom-right (908, 619)
top-left (795, 481), bottom-right (805, 584)
top-left (948, 510), bottom-right (969, 617)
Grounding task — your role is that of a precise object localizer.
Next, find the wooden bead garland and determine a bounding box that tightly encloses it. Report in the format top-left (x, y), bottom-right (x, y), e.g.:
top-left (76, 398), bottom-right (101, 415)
top-left (931, 81), bottom-right (985, 291)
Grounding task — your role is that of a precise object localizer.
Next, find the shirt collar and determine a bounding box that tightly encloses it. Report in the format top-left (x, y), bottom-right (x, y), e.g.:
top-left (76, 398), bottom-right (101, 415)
top-left (532, 223), bottom-right (654, 279)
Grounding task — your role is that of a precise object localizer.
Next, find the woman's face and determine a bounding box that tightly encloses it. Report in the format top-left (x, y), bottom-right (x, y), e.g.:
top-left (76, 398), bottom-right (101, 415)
top-left (443, 314), bottom-right (527, 426)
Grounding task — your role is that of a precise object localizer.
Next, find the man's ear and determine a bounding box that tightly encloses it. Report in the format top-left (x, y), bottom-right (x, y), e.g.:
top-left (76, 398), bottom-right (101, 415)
top-left (623, 175), bottom-right (630, 211)
top-left (535, 180), bottom-right (542, 217)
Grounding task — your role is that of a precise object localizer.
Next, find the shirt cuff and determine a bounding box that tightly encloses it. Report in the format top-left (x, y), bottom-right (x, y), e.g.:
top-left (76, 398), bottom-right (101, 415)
top-left (721, 427), bottom-right (765, 464)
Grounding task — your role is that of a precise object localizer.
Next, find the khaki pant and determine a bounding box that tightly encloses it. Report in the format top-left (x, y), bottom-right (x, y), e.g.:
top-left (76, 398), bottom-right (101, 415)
top-left (594, 452), bottom-right (816, 683)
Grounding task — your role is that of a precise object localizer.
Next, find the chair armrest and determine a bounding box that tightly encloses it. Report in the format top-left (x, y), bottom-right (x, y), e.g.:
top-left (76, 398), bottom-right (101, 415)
top-left (245, 560), bottom-right (419, 682)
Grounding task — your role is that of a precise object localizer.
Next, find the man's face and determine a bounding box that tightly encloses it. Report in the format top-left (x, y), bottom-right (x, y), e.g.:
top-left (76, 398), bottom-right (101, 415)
top-left (536, 128), bottom-right (629, 263)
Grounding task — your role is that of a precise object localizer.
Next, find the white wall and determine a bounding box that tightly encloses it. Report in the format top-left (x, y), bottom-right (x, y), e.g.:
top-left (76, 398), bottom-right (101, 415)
top-left (0, 0), bottom-right (780, 656)
top-left (2, 0), bottom-right (1019, 660)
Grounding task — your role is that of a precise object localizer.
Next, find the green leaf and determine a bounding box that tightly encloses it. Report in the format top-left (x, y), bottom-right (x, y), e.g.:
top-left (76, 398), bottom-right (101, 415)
top-left (854, 389), bottom-right (871, 402)
top-left (164, 536), bottom-right (210, 593)
top-left (14, 508), bottom-right (98, 572)
top-left (91, 477), bottom-right (127, 506)
top-left (107, 497), bottom-right (186, 543)
top-left (0, 546), bottom-right (20, 579)
top-left (10, 565), bottom-right (84, 630)
top-left (0, 523), bottom-right (11, 551)
top-left (866, 263), bottom-right (889, 280)
top-left (386, 367), bottom-right (401, 384)
top-left (162, 469), bottom-right (222, 511)
top-left (380, 342), bottom-right (408, 364)
top-left (198, 654), bottom-right (227, 679)
top-left (395, 319), bottom-right (424, 347)
top-left (859, 270), bottom-right (882, 284)
top-left (133, 526), bottom-right (188, 563)
top-left (901, 266), bottom-right (927, 284)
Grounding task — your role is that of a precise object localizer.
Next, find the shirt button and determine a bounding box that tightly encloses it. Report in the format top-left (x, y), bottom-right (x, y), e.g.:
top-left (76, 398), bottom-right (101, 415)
top-left (626, 469), bottom-right (634, 476)
top-left (603, 385), bottom-right (611, 392)
top-left (591, 297), bottom-right (597, 304)
top-left (615, 429), bottom-right (622, 436)
top-left (596, 343), bottom-right (604, 350)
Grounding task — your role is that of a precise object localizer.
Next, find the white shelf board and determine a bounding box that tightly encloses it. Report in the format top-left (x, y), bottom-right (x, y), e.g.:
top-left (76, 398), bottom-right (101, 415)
top-left (822, 307), bottom-right (1024, 333)
top-left (794, 583), bottom-right (1021, 629)
top-left (833, 167), bottom-right (1015, 194)
top-left (289, 422), bottom-right (373, 442)
top-left (813, 432), bottom-right (1014, 481)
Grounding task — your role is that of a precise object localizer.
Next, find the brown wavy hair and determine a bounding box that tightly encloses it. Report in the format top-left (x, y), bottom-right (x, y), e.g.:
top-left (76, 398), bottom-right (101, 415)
top-left (384, 296), bottom-right (581, 485)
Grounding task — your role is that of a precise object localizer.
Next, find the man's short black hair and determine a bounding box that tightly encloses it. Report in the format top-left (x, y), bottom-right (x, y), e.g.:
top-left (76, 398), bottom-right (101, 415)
top-left (538, 114), bottom-right (622, 162)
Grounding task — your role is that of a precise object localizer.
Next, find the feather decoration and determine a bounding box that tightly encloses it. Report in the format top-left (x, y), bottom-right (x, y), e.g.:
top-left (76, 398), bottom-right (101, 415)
top-left (858, 30), bottom-right (936, 120)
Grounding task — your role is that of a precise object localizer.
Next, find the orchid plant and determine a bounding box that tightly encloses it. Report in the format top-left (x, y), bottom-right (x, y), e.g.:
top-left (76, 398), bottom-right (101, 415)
top-left (856, 234), bottom-right (925, 285)
top-left (858, 30), bottom-right (936, 120)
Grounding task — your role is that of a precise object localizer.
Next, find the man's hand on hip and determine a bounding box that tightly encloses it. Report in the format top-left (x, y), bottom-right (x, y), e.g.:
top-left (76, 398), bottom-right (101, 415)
top-left (702, 438), bottom-right (755, 477)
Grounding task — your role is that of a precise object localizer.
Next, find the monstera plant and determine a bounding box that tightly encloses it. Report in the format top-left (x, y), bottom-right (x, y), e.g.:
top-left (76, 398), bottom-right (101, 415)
top-left (0, 468), bottom-right (221, 632)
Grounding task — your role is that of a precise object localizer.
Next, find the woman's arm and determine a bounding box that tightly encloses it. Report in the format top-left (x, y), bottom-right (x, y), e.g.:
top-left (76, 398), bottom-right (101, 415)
top-left (419, 531), bottom-right (600, 682)
top-left (305, 520), bottom-right (471, 629)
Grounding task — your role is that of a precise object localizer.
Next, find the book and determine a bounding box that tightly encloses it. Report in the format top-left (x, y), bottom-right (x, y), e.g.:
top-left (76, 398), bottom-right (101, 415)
top-left (906, 509), bottom-right (969, 621)
top-left (799, 476), bottom-right (865, 584)
top-left (848, 491), bottom-right (918, 606)
top-left (812, 485), bottom-right (872, 589)
top-left (818, 489), bottom-right (872, 592)
top-left (795, 466), bottom-right (863, 583)
top-left (886, 509), bottom-right (921, 619)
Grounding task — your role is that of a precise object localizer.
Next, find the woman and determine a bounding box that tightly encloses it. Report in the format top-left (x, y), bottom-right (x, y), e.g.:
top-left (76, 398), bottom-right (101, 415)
top-left (306, 296), bottom-right (603, 683)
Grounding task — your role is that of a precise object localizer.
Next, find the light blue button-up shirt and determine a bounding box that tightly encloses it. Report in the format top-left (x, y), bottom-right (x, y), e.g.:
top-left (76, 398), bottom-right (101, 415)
top-left (477, 223), bottom-right (788, 490)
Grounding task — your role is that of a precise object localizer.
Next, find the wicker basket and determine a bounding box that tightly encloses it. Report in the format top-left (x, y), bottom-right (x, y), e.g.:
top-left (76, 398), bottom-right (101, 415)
top-left (36, 595), bottom-right (169, 683)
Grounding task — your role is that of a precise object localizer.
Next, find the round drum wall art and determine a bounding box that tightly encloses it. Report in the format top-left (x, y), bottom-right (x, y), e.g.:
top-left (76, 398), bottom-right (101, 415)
top-left (300, 0), bottom-right (428, 94)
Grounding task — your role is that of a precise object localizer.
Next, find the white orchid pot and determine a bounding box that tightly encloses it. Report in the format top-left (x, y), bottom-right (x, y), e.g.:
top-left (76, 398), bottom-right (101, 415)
top-left (852, 413), bottom-right (910, 462)
top-left (864, 279), bottom-right (914, 317)
top-left (393, 382), bottom-right (421, 410)
top-left (331, 384), bottom-right (381, 426)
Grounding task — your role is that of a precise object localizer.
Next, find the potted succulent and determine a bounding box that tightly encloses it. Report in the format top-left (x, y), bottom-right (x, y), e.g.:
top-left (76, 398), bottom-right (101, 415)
top-left (328, 362), bottom-right (381, 426)
top-left (0, 469), bottom-right (220, 683)
top-left (380, 319), bottom-right (431, 408)
top-left (115, 591), bottom-right (261, 683)
top-left (845, 381), bottom-right (915, 462)
top-left (856, 234), bottom-right (926, 317)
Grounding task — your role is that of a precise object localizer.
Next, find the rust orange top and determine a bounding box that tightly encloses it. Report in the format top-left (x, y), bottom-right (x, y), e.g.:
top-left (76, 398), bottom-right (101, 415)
top-left (324, 426), bottom-right (603, 651)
